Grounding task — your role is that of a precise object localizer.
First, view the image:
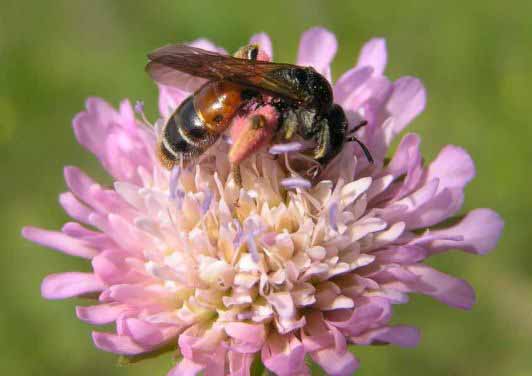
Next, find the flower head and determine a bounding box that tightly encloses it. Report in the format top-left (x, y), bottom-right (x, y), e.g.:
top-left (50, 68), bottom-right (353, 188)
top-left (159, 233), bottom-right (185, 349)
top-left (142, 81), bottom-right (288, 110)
top-left (23, 28), bottom-right (503, 376)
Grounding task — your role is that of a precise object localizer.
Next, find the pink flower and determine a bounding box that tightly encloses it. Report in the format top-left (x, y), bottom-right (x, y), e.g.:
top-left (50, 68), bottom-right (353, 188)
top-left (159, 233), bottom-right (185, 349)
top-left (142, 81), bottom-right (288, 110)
top-left (22, 28), bottom-right (503, 376)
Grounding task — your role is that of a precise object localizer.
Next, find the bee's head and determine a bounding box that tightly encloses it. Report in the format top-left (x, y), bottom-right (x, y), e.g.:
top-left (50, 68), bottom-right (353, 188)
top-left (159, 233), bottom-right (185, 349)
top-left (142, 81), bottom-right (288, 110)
top-left (293, 67), bottom-right (333, 113)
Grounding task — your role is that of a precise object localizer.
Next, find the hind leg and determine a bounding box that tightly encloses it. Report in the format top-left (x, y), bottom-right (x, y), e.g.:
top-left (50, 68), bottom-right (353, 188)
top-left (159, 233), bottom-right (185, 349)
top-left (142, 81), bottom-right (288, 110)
top-left (234, 44), bottom-right (259, 60)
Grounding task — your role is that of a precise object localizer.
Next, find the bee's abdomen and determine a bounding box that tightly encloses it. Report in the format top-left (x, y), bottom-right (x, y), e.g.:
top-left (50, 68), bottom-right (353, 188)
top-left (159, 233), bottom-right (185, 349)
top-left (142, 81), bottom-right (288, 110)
top-left (194, 81), bottom-right (244, 132)
top-left (159, 96), bottom-right (212, 167)
top-left (157, 82), bottom-right (245, 170)
top-left (175, 96), bottom-right (218, 147)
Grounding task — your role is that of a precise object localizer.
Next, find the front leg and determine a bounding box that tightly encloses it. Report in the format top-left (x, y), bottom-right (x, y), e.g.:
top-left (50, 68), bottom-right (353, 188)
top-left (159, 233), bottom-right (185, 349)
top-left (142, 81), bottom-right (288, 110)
top-left (278, 107), bottom-right (319, 141)
top-left (313, 119), bottom-right (331, 163)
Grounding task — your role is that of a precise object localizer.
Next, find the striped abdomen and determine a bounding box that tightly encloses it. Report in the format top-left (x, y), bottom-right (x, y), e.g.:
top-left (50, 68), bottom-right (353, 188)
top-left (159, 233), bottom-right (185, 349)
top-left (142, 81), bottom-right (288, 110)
top-left (158, 81), bottom-right (246, 168)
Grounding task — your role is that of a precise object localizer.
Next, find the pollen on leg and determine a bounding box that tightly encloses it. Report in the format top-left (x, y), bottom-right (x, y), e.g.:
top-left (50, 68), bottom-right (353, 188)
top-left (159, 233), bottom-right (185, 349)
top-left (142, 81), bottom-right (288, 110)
top-left (157, 143), bottom-right (176, 170)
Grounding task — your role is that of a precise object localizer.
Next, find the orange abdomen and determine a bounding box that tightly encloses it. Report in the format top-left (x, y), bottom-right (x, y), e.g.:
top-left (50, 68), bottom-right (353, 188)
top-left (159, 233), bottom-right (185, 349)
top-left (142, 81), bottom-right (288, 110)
top-left (193, 81), bottom-right (244, 133)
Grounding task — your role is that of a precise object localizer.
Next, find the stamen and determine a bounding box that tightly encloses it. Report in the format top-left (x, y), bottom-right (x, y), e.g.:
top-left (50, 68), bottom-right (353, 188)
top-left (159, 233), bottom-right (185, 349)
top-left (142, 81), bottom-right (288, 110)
top-left (246, 236), bottom-right (260, 263)
top-left (201, 190), bottom-right (213, 214)
top-left (134, 100), bottom-right (154, 127)
top-left (237, 312), bottom-right (253, 320)
top-left (306, 164), bottom-right (321, 179)
top-left (281, 177), bottom-right (312, 190)
top-left (134, 100), bottom-right (145, 114)
top-left (242, 217), bottom-right (264, 263)
top-left (153, 119), bottom-right (165, 137)
top-left (232, 220), bottom-right (244, 249)
top-left (328, 202), bottom-right (339, 232)
top-left (221, 134), bottom-right (233, 145)
top-left (282, 153), bottom-right (295, 176)
top-left (269, 142), bottom-right (305, 155)
top-left (168, 167), bottom-right (185, 211)
top-left (168, 166), bottom-right (182, 200)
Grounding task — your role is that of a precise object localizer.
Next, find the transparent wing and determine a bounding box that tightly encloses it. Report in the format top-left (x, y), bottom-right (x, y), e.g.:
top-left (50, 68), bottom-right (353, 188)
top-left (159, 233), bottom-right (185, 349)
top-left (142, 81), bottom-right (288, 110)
top-left (146, 44), bottom-right (305, 101)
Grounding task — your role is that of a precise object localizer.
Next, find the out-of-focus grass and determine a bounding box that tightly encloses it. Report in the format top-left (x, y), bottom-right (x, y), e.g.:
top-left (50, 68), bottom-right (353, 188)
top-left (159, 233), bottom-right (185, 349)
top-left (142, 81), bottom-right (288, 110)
top-left (1, 0), bottom-right (530, 375)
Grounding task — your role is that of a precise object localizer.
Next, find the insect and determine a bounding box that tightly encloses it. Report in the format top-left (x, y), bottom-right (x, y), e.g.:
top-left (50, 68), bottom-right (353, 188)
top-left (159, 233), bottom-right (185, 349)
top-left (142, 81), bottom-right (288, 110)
top-left (146, 43), bottom-right (373, 182)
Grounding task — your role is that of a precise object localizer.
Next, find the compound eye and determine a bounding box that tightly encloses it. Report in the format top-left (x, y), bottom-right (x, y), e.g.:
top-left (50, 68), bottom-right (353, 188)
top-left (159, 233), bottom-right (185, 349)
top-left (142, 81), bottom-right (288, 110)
top-left (294, 69), bottom-right (308, 85)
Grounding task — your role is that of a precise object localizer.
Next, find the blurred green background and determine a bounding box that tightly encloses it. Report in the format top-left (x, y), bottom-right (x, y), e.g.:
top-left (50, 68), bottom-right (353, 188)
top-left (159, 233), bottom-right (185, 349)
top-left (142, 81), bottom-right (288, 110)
top-left (1, 0), bottom-right (530, 375)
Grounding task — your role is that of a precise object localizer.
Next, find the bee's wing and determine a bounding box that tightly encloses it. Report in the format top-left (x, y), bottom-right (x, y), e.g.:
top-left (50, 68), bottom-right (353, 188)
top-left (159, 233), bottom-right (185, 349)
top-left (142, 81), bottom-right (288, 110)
top-left (150, 63), bottom-right (208, 93)
top-left (146, 44), bottom-right (305, 101)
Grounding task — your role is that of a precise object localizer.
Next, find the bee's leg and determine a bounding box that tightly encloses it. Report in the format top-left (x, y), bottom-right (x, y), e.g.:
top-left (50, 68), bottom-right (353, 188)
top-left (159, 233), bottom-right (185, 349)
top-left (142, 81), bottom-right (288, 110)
top-left (232, 163), bottom-right (242, 188)
top-left (296, 108), bottom-right (319, 139)
top-left (278, 110), bottom-right (298, 140)
top-left (313, 119), bottom-right (331, 163)
top-left (234, 44), bottom-right (259, 60)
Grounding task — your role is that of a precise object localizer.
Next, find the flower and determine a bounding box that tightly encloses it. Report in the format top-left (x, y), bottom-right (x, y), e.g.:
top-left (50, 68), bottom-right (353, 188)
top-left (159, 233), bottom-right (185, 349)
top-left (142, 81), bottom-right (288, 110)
top-left (22, 27), bottom-right (503, 376)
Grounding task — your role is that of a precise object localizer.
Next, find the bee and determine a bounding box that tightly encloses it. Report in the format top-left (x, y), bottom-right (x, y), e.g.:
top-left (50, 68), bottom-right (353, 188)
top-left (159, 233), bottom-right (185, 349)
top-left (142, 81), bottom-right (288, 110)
top-left (146, 43), bottom-right (373, 182)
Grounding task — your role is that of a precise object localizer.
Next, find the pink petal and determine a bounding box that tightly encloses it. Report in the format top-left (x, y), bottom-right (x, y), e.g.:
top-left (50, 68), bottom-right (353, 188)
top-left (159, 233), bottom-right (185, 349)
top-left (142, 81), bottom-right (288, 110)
top-left (250, 32), bottom-right (273, 60)
top-left (301, 312), bottom-right (334, 352)
top-left (386, 77), bottom-right (426, 135)
top-left (426, 208), bottom-right (504, 255)
top-left (178, 326), bottom-right (227, 376)
top-left (356, 38), bottom-right (387, 76)
top-left (375, 245), bottom-right (428, 264)
top-left (310, 347), bottom-right (359, 376)
top-left (72, 97), bottom-right (116, 160)
top-left (373, 133), bottom-right (424, 203)
top-left (61, 222), bottom-right (117, 250)
top-left (341, 76), bottom-right (392, 118)
top-left (405, 187), bottom-right (464, 229)
top-left (190, 38), bottom-right (227, 54)
top-left (326, 297), bottom-right (391, 336)
top-left (266, 292), bottom-right (296, 320)
top-left (158, 85), bottom-right (188, 119)
top-left (425, 145), bottom-right (475, 193)
top-left (262, 333), bottom-right (307, 376)
top-left (41, 272), bottom-right (105, 299)
top-left (74, 98), bottom-right (155, 185)
top-left (92, 331), bottom-right (150, 355)
top-left (59, 192), bottom-right (92, 224)
top-left (168, 358), bottom-right (205, 376)
top-left (365, 288), bottom-right (410, 305)
top-left (333, 67), bottom-right (373, 107)
top-left (63, 167), bottom-right (136, 219)
top-left (64, 166), bottom-right (97, 204)
top-left (224, 322), bottom-right (266, 352)
top-left (297, 27), bottom-right (337, 81)
top-left (121, 318), bottom-right (168, 347)
top-left (351, 325), bottom-right (420, 347)
top-left (101, 126), bottom-right (153, 184)
top-left (407, 264), bottom-right (476, 309)
top-left (92, 250), bottom-right (144, 285)
top-left (107, 284), bottom-right (172, 306)
top-left (22, 226), bottom-right (98, 259)
top-left (392, 178), bottom-right (440, 214)
top-left (228, 351), bottom-right (254, 376)
top-left (76, 303), bottom-right (128, 325)
top-left (105, 213), bottom-right (156, 256)
top-left (119, 99), bottom-right (136, 129)
top-left (315, 282), bottom-right (354, 311)
top-left (386, 133), bottom-right (421, 178)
